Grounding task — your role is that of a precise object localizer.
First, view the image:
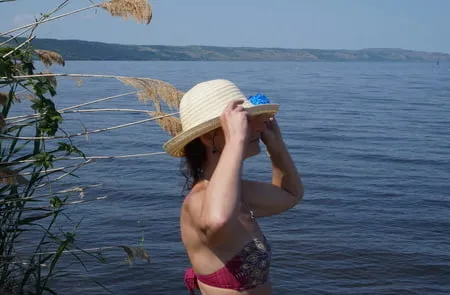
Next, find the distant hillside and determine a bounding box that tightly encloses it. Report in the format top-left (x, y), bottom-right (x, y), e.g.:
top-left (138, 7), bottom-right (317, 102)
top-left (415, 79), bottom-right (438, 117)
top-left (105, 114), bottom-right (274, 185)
top-left (1, 37), bottom-right (448, 62)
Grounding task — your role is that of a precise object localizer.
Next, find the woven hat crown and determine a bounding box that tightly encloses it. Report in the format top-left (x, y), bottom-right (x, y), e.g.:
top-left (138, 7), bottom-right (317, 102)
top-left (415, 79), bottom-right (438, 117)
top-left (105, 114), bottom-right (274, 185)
top-left (179, 79), bottom-right (253, 131)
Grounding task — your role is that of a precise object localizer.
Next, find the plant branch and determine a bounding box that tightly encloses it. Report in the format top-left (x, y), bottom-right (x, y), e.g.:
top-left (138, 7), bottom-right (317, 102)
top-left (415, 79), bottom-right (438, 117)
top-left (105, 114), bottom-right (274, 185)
top-left (0, 4), bottom-right (99, 38)
top-left (0, 0), bottom-right (71, 49)
top-left (0, 196), bottom-right (108, 214)
top-left (1, 36), bottom-right (35, 58)
top-left (5, 246), bottom-right (120, 258)
top-left (4, 151), bottom-right (166, 166)
top-left (0, 27), bottom-right (32, 47)
top-left (1, 112), bottom-right (178, 140)
top-left (34, 160), bottom-right (93, 190)
top-left (7, 160), bottom-right (93, 177)
top-left (1, 73), bottom-right (144, 80)
top-left (0, 184), bottom-right (102, 204)
top-left (6, 91), bottom-right (139, 122)
top-left (61, 108), bottom-right (153, 114)
top-left (59, 91), bottom-right (139, 111)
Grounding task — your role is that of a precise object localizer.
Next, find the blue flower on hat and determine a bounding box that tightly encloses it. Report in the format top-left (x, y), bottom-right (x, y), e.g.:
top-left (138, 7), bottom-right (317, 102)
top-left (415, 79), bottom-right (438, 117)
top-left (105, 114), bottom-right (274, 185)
top-left (248, 93), bottom-right (271, 105)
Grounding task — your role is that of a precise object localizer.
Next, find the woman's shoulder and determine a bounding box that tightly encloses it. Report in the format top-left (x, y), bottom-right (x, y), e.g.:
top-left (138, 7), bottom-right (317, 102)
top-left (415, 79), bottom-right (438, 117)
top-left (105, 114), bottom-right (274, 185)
top-left (182, 181), bottom-right (208, 214)
top-left (180, 182), bottom-right (209, 247)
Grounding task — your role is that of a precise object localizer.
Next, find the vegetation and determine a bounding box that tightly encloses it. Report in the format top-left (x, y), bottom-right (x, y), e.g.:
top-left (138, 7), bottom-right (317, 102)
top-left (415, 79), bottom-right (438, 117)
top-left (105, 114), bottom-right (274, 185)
top-left (0, 37), bottom-right (448, 62)
top-left (0, 1), bottom-right (183, 294)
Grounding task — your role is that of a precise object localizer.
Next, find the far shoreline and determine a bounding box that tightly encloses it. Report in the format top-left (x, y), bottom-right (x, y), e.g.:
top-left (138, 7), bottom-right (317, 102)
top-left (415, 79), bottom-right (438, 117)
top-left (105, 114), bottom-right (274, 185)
top-left (3, 37), bottom-right (447, 62)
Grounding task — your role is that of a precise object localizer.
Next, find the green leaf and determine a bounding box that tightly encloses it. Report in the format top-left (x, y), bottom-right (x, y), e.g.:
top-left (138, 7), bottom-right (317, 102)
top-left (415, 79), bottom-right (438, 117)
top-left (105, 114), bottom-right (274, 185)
top-left (117, 245), bottom-right (151, 265)
top-left (0, 57), bottom-right (14, 78)
top-left (0, 47), bottom-right (14, 55)
top-left (49, 196), bottom-right (63, 209)
top-left (57, 142), bottom-right (86, 158)
top-left (41, 286), bottom-right (58, 295)
top-left (34, 152), bottom-right (54, 169)
top-left (19, 212), bottom-right (53, 225)
top-left (5, 126), bottom-right (27, 161)
top-left (30, 97), bottom-right (63, 136)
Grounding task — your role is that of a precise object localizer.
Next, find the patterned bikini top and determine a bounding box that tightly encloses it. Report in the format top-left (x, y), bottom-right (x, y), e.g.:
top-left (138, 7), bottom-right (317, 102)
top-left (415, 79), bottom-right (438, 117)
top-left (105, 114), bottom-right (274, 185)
top-left (184, 235), bottom-right (272, 294)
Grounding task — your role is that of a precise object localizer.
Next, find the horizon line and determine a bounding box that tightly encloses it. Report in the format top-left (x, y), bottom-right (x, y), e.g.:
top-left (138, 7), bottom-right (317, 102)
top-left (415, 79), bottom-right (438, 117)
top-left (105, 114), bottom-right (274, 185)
top-left (21, 37), bottom-right (450, 55)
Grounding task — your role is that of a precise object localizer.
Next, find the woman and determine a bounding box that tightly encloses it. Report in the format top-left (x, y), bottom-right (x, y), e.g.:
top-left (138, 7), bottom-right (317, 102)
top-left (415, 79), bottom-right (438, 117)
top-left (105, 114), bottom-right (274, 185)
top-left (163, 79), bottom-right (304, 294)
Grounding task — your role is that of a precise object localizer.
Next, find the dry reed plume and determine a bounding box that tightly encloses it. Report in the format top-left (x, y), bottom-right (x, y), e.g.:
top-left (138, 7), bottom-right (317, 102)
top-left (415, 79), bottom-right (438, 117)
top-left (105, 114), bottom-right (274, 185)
top-left (0, 167), bottom-right (29, 185)
top-left (100, 0), bottom-right (152, 24)
top-left (0, 115), bottom-right (4, 130)
top-left (117, 77), bottom-right (184, 136)
top-left (0, 92), bottom-right (7, 105)
top-left (118, 77), bottom-right (183, 109)
top-left (149, 111), bottom-right (182, 136)
top-left (0, 92), bottom-right (18, 103)
top-left (20, 93), bottom-right (36, 101)
top-left (34, 50), bottom-right (65, 67)
top-left (0, 0), bottom-right (151, 39)
top-left (71, 77), bottom-right (84, 87)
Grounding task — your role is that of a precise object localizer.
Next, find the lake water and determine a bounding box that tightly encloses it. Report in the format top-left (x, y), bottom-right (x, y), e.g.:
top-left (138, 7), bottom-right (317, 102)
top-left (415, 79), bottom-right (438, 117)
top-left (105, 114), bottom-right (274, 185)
top-left (10, 61), bottom-right (450, 294)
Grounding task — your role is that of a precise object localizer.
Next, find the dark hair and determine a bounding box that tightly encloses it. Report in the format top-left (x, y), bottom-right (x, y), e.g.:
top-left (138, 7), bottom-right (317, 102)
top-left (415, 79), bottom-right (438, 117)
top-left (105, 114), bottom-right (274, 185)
top-left (180, 138), bottom-right (207, 196)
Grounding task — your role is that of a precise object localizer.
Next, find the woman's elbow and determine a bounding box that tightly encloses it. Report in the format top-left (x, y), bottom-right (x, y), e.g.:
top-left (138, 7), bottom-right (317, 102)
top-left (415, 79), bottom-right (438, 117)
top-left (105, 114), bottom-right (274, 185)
top-left (292, 183), bottom-right (304, 205)
top-left (298, 183), bottom-right (305, 200)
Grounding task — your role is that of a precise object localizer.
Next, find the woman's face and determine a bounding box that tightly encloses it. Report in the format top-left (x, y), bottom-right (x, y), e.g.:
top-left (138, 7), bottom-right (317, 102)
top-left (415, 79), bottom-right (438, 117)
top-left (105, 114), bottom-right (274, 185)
top-left (205, 115), bottom-right (267, 158)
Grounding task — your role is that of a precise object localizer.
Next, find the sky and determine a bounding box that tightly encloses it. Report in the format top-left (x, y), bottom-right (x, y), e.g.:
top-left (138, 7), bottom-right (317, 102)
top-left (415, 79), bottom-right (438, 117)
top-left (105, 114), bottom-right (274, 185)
top-left (1, 0), bottom-right (449, 53)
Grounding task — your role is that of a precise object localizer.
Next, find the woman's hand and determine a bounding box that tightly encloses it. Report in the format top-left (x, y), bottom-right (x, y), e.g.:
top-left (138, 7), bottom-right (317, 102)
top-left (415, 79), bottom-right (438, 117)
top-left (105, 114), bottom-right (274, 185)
top-left (261, 117), bottom-right (284, 150)
top-left (220, 100), bottom-right (250, 144)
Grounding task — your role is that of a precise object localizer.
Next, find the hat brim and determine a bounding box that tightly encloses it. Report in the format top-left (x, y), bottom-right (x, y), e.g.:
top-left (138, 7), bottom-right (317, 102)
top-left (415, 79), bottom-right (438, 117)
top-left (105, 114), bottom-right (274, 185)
top-left (163, 103), bottom-right (279, 157)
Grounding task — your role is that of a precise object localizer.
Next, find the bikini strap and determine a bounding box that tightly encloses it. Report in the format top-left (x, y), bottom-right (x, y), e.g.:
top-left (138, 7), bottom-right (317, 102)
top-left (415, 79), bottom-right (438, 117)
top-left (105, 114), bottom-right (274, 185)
top-left (184, 267), bottom-right (199, 294)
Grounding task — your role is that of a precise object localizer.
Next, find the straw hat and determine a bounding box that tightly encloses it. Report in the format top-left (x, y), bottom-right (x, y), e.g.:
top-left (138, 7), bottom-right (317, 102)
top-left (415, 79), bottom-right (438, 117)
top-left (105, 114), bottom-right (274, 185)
top-left (163, 79), bottom-right (279, 157)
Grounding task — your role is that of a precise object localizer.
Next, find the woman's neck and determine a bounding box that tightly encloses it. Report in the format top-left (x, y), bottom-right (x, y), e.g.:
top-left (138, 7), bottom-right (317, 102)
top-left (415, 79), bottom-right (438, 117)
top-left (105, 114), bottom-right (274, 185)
top-left (202, 151), bottom-right (220, 180)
